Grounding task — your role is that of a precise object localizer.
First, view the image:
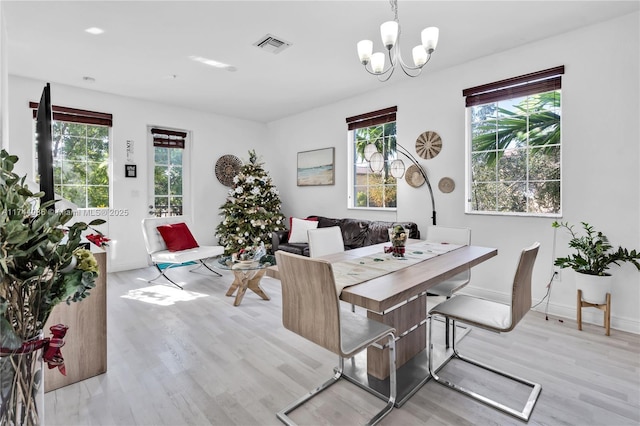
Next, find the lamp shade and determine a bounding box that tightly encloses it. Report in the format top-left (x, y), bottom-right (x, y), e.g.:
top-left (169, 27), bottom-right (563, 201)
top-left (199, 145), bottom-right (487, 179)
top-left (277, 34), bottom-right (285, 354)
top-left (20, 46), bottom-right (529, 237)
top-left (364, 143), bottom-right (378, 161)
top-left (421, 27), bottom-right (439, 53)
top-left (369, 152), bottom-right (384, 173)
top-left (370, 52), bottom-right (385, 74)
top-left (412, 45), bottom-right (427, 67)
top-left (357, 40), bottom-right (373, 64)
top-left (390, 159), bottom-right (406, 178)
top-left (380, 21), bottom-right (399, 49)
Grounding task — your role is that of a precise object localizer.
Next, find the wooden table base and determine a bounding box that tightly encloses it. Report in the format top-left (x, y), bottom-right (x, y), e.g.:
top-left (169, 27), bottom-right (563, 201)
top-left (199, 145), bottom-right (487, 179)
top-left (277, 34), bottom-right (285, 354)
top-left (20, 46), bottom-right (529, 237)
top-left (577, 289), bottom-right (611, 336)
top-left (225, 269), bottom-right (270, 306)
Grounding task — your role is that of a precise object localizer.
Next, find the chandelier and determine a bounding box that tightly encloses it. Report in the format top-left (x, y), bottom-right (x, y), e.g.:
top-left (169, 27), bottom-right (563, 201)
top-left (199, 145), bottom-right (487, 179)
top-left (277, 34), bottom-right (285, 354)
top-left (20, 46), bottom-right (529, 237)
top-left (356, 0), bottom-right (439, 81)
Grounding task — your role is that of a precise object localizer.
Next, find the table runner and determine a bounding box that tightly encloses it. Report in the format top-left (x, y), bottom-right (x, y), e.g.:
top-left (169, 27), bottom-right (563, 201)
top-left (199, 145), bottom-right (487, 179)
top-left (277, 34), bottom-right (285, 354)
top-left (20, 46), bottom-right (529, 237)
top-left (333, 241), bottom-right (463, 294)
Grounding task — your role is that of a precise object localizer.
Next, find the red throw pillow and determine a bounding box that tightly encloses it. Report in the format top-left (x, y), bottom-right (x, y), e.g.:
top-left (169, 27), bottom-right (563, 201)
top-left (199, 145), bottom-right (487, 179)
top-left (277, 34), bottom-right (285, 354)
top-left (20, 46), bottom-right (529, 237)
top-left (156, 222), bottom-right (199, 252)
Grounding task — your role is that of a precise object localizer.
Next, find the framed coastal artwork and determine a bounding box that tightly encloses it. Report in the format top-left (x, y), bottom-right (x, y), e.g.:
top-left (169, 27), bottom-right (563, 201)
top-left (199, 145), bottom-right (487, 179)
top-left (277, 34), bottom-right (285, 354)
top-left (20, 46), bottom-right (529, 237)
top-left (297, 147), bottom-right (335, 186)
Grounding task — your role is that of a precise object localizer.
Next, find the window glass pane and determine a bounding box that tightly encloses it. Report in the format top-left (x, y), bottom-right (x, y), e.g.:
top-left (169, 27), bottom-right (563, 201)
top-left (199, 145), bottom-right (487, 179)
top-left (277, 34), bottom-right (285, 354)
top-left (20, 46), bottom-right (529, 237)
top-left (87, 162), bottom-right (108, 185)
top-left (62, 185), bottom-right (87, 208)
top-left (497, 181), bottom-right (526, 212)
top-left (498, 149), bottom-right (526, 181)
top-left (169, 166), bottom-right (182, 195)
top-left (529, 146), bottom-right (560, 180)
top-left (155, 166), bottom-right (169, 194)
top-left (155, 148), bottom-right (168, 165)
top-left (62, 161), bottom-right (86, 184)
top-left (88, 186), bottom-right (109, 208)
top-left (64, 136), bottom-right (87, 161)
top-left (87, 138), bottom-right (109, 161)
top-left (470, 182), bottom-right (497, 211)
top-left (169, 149), bottom-right (183, 164)
top-left (471, 152), bottom-right (495, 181)
top-left (528, 181), bottom-right (560, 214)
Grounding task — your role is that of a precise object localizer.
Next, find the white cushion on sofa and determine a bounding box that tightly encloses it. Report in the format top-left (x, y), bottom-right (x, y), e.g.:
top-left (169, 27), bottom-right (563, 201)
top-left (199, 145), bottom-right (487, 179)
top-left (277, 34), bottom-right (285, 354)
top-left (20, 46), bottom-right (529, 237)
top-left (288, 217), bottom-right (318, 243)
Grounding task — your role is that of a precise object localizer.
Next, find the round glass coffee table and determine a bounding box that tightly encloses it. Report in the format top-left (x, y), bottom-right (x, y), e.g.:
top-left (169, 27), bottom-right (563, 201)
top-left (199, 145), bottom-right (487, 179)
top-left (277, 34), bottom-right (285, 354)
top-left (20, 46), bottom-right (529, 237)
top-left (217, 258), bottom-right (271, 306)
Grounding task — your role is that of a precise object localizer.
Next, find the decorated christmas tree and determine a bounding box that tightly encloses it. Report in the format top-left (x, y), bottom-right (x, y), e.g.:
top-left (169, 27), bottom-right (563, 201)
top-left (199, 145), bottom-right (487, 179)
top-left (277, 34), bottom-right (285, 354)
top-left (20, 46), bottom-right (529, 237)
top-left (216, 150), bottom-right (286, 255)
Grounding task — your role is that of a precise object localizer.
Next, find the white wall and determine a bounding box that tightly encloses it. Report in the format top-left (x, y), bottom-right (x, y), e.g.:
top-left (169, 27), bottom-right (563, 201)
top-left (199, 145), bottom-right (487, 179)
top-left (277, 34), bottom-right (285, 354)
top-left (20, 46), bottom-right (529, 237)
top-left (266, 12), bottom-right (640, 333)
top-left (8, 76), bottom-right (266, 272)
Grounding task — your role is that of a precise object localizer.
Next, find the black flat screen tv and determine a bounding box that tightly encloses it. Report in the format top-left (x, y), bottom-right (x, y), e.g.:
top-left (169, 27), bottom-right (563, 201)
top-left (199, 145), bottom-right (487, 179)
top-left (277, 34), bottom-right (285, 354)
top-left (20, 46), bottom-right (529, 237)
top-left (35, 83), bottom-right (54, 208)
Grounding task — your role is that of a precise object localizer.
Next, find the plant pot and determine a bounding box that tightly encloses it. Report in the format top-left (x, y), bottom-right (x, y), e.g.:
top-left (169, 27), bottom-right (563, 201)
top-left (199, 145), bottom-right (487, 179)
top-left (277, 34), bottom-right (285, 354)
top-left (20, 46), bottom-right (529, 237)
top-left (575, 271), bottom-right (612, 304)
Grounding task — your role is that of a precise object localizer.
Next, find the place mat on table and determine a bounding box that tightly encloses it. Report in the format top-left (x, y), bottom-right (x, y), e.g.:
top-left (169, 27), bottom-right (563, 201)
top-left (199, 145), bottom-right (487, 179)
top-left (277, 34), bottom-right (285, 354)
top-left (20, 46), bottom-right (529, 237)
top-left (333, 241), bottom-right (463, 294)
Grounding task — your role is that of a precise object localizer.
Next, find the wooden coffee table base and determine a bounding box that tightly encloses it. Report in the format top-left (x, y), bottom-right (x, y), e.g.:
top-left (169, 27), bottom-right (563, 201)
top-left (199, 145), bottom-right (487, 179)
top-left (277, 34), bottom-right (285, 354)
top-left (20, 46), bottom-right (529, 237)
top-left (225, 269), bottom-right (270, 306)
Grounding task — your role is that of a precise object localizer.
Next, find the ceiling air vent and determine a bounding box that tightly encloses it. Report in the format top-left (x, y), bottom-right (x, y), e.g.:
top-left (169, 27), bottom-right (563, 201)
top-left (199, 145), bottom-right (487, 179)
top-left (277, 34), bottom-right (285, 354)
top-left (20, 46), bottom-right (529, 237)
top-left (253, 34), bottom-right (292, 54)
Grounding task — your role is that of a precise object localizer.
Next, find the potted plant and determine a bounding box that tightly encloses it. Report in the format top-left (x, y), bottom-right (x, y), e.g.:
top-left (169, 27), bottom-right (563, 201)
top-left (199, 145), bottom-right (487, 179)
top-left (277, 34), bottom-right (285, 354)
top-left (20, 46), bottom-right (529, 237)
top-left (552, 221), bottom-right (640, 303)
top-left (0, 150), bottom-right (104, 425)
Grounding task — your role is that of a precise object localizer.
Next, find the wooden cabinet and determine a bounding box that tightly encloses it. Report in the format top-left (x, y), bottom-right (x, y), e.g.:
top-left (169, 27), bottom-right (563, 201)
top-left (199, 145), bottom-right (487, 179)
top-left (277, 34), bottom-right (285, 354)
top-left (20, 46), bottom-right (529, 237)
top-left (44, 248), bottom-right (107, 392)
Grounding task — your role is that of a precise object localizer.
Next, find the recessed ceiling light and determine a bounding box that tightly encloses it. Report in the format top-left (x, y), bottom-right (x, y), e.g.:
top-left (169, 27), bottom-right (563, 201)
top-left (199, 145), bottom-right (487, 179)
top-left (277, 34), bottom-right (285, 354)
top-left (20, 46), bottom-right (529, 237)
top-left (189, 55), bottom-right (237, 72)
top-left (85, 27), bottom-right (104, 35)
top-left (82, 76), bottom-right (96, 83)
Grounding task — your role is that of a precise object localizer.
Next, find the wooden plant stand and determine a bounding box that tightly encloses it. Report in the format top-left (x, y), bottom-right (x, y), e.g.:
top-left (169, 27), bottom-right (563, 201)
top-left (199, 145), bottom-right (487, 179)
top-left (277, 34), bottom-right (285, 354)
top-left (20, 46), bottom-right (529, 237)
top-left (577, 289), bottom-right (611, 336)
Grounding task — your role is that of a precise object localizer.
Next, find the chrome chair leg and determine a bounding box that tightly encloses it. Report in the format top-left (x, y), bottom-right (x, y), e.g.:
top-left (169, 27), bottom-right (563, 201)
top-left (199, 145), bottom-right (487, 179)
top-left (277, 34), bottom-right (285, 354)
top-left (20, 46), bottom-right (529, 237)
top-left (149, 264), bottom-right (183, 289)
top-left (277, 332), bottom-right (396, 426)
top-left (428, 316), bottom-right (542, 422)
top-left (189, 259), bottom-right (223, 277)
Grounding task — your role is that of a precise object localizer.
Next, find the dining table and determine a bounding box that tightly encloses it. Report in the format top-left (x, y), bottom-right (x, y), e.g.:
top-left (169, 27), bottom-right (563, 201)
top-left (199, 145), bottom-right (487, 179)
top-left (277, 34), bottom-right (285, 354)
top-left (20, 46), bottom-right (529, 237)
top-left (323, 239), bottom-right (498, 407)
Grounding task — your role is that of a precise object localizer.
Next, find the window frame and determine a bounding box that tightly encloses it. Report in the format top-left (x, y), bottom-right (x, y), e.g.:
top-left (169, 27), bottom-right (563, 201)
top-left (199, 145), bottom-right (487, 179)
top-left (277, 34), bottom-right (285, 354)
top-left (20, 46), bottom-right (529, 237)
top-left (464, 67), bottom-right (564, 217)
top-left (346, 107), bottom-right (399, 211)
top-left (148, 126), bottom-right (190, 218)
top-left (31, 103), bottom-right (112, 209)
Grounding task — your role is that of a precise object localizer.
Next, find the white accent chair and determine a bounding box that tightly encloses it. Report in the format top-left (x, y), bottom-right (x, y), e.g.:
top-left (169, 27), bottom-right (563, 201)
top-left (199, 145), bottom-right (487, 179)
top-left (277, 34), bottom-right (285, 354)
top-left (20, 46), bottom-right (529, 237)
top-left (428, 242), bottom-right (541, 422)
top-left (275, 251), bottom-right (397, 426)
top-left (426, 225), bottom-right (472, 347)
top-left (141, 217), bottom-right (224, 289)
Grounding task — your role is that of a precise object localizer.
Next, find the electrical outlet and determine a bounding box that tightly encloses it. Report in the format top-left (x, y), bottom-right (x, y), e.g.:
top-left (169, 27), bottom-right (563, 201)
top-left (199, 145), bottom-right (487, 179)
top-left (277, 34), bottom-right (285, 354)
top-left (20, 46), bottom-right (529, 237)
top-left (553, 268), bottom-right (562, 282)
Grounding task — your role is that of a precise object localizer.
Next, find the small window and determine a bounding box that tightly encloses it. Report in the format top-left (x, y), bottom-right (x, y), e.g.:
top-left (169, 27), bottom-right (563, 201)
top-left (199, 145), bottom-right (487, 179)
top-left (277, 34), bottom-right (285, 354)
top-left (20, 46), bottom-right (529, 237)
top-left (346, 107), bottom-right (398, 209)
top-left (31, 104), bottom-right (112, 208)
top-left (464, 66), bottom-right (563, 216)
top-left (151, 127), bottom-right (187, 217)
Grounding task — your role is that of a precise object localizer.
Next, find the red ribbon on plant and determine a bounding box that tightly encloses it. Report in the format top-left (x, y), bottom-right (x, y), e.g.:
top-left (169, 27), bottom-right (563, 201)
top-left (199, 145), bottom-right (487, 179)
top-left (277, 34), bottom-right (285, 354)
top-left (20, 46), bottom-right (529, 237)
top-left (86, 233), bottom-right (110, 247)
top-left (0, 324), bottom-right (68, 375)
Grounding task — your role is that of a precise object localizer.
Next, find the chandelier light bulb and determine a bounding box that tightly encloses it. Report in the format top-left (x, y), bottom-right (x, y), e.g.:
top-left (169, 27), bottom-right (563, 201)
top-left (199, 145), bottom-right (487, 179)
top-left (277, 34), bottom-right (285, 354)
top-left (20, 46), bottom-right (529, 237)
top-left (371, 52), bottom-right (386, 74)
top-left (412, 45), bottom-right (427, 67)
top-left (421, 27), bottom-right (439, 53)
top-left (380, 21), bottom-right (399, 49)
top-left (357, 40), bottom-right (373, 64)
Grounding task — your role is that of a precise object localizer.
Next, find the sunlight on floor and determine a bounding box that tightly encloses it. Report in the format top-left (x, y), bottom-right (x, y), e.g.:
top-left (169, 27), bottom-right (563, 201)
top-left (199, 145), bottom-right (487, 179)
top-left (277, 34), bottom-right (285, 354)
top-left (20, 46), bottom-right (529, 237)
top-left (121, 284), bottom-right (208, 306)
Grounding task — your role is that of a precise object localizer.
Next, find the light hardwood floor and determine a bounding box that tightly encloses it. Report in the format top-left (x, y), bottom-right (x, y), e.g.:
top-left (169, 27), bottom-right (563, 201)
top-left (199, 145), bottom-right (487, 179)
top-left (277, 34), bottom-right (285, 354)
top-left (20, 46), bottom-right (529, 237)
top-left (45, 264), bottom-right (640, 425)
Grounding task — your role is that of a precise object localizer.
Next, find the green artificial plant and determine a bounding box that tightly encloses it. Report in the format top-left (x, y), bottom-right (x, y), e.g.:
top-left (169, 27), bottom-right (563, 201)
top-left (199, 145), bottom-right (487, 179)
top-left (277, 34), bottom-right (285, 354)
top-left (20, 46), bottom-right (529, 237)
top-left (552, 221), bottom-right (640, 277)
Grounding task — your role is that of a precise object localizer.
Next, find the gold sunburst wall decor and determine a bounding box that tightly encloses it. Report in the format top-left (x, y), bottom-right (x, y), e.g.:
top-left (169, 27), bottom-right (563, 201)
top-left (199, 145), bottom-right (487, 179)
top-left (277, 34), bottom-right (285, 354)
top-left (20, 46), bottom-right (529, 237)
top-left (415, 131), bottom-right (442, 159)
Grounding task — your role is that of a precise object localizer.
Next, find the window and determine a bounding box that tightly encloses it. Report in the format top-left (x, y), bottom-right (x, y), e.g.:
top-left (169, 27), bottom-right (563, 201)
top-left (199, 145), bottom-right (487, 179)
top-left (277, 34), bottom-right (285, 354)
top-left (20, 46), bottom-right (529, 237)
top-left (464, 66), bottom-right (564, 216)
top-left (31, 103), bottom-right (112, 208)
top-left (151, 127), bottom-right (186, 217)
top-left (346, 107), bottom-right (398, 209)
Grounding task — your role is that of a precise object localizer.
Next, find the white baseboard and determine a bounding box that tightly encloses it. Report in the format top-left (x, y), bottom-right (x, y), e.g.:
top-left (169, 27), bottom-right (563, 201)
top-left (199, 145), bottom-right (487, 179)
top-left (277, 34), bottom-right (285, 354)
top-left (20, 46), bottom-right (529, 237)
top-left (460, 286), bottom-right (639, 335)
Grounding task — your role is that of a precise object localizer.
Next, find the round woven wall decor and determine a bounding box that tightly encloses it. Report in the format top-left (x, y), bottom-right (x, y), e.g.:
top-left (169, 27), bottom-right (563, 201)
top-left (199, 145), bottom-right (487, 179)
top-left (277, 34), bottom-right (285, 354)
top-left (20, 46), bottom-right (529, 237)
top-left (438, 177), bottom-right (455, 193)
top-left (415, 131), bottom-right (443, 159)
top-left (215, 154), bottom-right (242, 187)
top-left (405, 164), bottom-right (425, 188)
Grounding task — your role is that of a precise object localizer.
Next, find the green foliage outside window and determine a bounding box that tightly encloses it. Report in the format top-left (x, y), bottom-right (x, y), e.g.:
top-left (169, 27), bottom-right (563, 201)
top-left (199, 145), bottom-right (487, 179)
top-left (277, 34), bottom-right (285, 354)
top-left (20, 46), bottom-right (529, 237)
top-left (154, 147), bottom-right (183, 216)
top-left (469, 91), bottom-right (561, 214)
top-left (42, 122), bottom-right (110, 208)
top-left (353, 122), bottom-right (398, 208)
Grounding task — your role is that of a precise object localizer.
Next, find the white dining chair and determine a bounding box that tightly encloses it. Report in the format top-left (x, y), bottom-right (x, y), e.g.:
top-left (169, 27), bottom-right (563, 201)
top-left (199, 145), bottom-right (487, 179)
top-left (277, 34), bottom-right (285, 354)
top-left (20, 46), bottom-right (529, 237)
top-left (428, 242), bottom-right (541, 421)
top-left (307, 226), bottom-right (345, 258)
top-left (425, 225), bottom-right (472, 347)
top-left (275, 251), bottom-right (397, 426)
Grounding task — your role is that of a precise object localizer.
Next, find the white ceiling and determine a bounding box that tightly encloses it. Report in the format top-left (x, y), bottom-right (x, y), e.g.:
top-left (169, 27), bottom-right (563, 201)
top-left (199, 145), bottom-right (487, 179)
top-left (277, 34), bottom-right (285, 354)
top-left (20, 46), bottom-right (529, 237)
top-left (4, 1), bottom-right (639, 123)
